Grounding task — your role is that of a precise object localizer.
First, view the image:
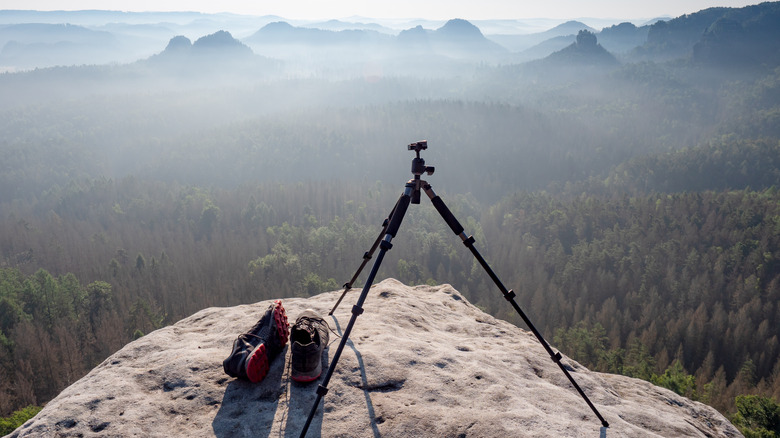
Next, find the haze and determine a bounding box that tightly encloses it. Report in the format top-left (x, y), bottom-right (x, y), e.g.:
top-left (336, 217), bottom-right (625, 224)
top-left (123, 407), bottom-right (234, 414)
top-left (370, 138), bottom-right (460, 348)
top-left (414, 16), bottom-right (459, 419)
top-left (1, 2), bottom-right (780, 437)
top-left (2, 0), bottom-right (761, 20)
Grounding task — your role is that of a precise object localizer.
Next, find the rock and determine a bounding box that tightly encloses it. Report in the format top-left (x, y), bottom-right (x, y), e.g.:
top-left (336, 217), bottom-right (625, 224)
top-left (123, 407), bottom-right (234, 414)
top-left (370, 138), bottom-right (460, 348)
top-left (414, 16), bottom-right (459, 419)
top-left (7, 279), bottom-right (741, 437)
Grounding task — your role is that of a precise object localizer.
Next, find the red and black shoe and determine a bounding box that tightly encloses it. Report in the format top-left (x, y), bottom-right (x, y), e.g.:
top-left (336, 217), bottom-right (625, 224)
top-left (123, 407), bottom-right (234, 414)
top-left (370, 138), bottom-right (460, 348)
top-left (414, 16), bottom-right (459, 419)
top-left (223, 300), bottom-right (290, 383)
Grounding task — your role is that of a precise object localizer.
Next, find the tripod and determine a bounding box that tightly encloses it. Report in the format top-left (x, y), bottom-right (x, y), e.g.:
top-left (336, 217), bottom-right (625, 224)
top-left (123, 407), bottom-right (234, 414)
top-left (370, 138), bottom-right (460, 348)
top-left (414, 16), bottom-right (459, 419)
top-left (300, 141), bottom-right (609, 437)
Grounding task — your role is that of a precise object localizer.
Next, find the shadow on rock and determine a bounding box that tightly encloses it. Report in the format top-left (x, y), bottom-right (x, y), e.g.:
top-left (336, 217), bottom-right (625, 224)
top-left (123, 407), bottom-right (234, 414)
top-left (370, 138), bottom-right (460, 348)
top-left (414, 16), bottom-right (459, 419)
top-left (284, 314), bottom-right (381, 438)
top-left (282, 338), bottom-right (331, 437)
top-left (212, 348), bottom-right (288, 438)
top-left (345, 334), bottom-right (381, 438)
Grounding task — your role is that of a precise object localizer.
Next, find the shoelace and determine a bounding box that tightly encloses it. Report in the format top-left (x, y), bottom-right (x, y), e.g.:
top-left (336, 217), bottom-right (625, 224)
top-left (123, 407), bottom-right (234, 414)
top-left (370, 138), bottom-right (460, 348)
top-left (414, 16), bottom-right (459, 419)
top-left (294, 316), bottom-right (340, 347)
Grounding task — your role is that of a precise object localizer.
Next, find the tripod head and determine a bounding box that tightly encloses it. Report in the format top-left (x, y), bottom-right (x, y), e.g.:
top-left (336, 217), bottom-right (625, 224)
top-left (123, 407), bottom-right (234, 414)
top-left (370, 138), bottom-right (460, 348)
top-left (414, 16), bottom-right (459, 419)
top-left (408, 140), bottom-right (435, 177)
top-left (408, 141), bottom-right (434, 203)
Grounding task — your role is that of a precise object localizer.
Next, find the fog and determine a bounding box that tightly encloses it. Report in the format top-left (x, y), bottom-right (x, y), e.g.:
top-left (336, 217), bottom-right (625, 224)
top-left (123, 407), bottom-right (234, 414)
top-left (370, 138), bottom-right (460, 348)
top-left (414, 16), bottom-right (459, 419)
top-left (3, 5), bottom-right (780, 424)
top-left (1, 5), bottom-right (778, 203)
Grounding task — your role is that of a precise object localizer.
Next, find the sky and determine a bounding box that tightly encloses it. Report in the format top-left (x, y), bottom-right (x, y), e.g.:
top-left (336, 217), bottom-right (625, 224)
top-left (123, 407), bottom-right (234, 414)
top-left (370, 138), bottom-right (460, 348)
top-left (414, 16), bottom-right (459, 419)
top-left (1, 0), bottom-right (763, 20)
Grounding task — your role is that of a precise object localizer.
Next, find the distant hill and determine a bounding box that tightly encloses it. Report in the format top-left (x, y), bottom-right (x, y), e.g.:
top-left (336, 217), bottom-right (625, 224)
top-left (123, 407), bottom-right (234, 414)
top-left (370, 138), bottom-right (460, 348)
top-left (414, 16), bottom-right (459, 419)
top-left (191, 30), bottom-right (253, 55)
top-left (633, 1), bottom-right (780, 65)
top-left (0, 23), bottom-right (120, 69)
top-left (0, 22), bottom-right (116, 46)
top-left (488, 20), bottom-right (595, 53)
top-left (244, 21), bottom-right (390, 46)
top-left (513, 35), bottom-right (576, 62)
top-left (693, 4), bottom-right (780, 67)
top-left (597, 22), bottom-right (649, 54)
top-left (491, 20), bottom-right (651, 62)
top-left (305, 19), bottom-right (394, 34)
top-left (152, 30), bottom-right (252, 59)
top-left (404, 18), bottom-right (507, 58)
top-left (543, 30), bottom-right (618, 66)
top-left (244, 19), bottom-right (505, 62)
top-left (636, 7), bottom-right (732, 60)
top-left (434, 18), bottom-right (486, 40)
top-left (162, 35), bottom-right (192, 53)
top-left (143, 30), bottom-right (278, 80)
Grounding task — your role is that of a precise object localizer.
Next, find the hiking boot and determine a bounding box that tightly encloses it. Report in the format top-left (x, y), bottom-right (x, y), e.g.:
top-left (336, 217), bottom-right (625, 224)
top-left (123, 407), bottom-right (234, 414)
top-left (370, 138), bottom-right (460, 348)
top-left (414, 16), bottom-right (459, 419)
top-left (290, 309), bottom-right (330, 383)
top-left (223, 299), bottom-right (290, 383)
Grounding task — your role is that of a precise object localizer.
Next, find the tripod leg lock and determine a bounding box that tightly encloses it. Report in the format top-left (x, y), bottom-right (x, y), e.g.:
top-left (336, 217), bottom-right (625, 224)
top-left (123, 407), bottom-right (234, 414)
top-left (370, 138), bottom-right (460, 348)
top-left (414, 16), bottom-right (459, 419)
top-left (316, 385), bottom-right (329, 396)
top-left (462, 235), bottom-right (475, 247)
top-left (380, 240), bottom-right (393, 251)
top-left (362, 251), bottom-right (372, 260)
top-left (352, 305), bottom-right (364, 316)
top-left (504, 289), bottom-right (517, 301)
top-left (551, 351), bottom-right (562, 363)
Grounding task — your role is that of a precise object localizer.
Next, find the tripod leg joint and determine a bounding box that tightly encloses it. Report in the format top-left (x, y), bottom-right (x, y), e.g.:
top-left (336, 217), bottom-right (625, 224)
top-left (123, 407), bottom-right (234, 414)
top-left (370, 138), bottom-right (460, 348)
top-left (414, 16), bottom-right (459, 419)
top-left (380, 240), bottom-right (393, 251)
top-left (504, 289), bottom-right (517, 301)
top-left (352, 305), bottom-right (364, 316)
top-left (362, 251), bottom-right (372, 260)
top-left (551, 351), bottom-right (562, 363)
top-left (316, 385), bottom-right (329, 396)
top-left (462, 235), bottom-right (475, 247)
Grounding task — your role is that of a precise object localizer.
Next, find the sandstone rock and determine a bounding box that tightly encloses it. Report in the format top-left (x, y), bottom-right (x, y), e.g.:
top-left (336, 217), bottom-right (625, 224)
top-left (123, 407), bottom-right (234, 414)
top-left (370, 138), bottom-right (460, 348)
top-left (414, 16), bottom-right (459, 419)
top-left (7, 279), bottom-right (742, 437)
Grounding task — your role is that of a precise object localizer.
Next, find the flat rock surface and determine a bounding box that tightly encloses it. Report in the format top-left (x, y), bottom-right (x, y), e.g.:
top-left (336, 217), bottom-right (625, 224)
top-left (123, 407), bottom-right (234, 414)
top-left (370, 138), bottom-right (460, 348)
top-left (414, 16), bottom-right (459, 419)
top-left (8, 279), bottom-right (742, 437)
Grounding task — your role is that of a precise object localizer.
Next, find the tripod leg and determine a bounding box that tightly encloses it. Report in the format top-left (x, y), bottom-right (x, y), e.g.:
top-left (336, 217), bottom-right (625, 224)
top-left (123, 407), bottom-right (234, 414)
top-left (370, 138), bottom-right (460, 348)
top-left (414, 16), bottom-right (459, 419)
top-left (328, 198), bottom-right (400, 315)
top-left (422, 183), bottom-right (610, 428)
top-left (300, 183), bottom-right (413, 438)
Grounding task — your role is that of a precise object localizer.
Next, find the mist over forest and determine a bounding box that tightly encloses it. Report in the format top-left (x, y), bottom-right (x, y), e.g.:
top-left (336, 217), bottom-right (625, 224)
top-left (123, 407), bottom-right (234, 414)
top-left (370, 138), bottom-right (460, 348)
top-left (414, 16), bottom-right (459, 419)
top-left (2, 3), bottom-right (780, 434)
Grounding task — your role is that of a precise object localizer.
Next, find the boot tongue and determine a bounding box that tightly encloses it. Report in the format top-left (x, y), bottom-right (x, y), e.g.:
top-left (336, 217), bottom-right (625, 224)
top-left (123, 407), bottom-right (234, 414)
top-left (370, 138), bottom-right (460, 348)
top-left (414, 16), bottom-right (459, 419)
top-left (292, 324), bottom-right (313, 344)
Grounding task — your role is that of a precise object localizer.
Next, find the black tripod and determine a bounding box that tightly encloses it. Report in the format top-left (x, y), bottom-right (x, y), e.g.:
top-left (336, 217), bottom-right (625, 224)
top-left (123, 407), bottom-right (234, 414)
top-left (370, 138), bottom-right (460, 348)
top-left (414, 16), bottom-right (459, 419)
top-left (300, 141), bottom-right (609, 437)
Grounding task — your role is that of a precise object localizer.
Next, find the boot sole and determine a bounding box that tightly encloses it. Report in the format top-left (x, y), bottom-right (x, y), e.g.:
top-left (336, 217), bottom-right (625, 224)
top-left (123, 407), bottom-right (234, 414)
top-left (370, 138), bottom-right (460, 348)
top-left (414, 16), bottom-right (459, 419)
top-left (246, 343), bottom-right (270, 383)
top-left (246, 300), bottom-right (290, 383)
top-left (291, 372), bottom-right (321, 383)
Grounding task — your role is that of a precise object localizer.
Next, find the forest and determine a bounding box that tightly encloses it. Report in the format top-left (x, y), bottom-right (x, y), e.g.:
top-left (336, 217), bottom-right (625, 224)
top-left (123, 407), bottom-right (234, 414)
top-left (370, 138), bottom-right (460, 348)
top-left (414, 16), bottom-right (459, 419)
top-left (2, 4), bottom-right (780, 435)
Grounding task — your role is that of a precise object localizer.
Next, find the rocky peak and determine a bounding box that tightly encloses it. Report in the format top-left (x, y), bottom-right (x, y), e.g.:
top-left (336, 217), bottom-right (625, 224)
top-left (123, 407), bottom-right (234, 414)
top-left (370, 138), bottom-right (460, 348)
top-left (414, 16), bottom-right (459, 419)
top-left (435, 18), bottom-right (485, 40)
top-left (7, 280), bottom-right (740, 437)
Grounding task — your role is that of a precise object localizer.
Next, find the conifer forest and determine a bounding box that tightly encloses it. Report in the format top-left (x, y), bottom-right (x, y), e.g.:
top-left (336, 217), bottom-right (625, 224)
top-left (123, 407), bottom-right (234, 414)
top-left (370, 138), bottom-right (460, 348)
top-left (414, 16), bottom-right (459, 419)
top-left (2, 4), bottom-right (780, 433)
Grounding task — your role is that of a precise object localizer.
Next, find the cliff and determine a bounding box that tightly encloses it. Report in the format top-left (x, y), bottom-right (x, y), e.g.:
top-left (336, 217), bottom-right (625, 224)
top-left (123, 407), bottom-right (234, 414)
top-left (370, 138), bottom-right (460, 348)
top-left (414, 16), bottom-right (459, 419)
top-left (6, 279), bottom-right (741, 437)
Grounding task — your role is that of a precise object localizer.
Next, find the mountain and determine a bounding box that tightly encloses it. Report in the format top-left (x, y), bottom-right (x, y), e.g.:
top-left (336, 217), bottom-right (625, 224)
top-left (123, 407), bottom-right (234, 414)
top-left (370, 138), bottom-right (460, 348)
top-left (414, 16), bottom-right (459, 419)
top-left (434, 17), bottom-right (485, 40)
top-left (243, 19), bottom-right (506, 65)
top-left (0, 22), bottom-right (116, 46)
top-left (597, 22), bottom-right (650, 54)
top-left (398, 19), bottom-right (507, 60)
top-left (5, 280), bottom-right (740, 437)
top-left (513, 35), bottom-right (577, 63)
top-left (548, 20), bottom-right (599, 37)
top-left (488, 20), bottom-right (595, 53)
top-left (244, 21), bottom-right (391, 47)
top-left (634, 1), bottom-right (780, 64)
top-left (693, 4), bottom-right (780, 67)
top-left (5, 5), bottom-right (779, 71)
top-left (141, 30), bottom-right (279, 81)
top-left (151, 30), bottom-right (252, 59)
top-left (191, 30), bottom-right (253, 55)
top-left (543, 30), bottom-right (619, 66)
top-left (305, 19), bottom-right (394, 34)
top-left (0, 23), bottom-right (121, 70)
top-left (637, 7), bottom-right (732, 60)
top-left (396, 25), bottom-right (431, 54)
top-left (162, 35), bottom-right (192, 53)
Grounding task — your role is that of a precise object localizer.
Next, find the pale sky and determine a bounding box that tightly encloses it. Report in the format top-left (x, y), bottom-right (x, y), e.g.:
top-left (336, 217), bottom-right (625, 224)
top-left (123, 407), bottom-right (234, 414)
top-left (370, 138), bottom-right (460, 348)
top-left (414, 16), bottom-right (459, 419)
top-left (0, 0), bottom-right (763, 20)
